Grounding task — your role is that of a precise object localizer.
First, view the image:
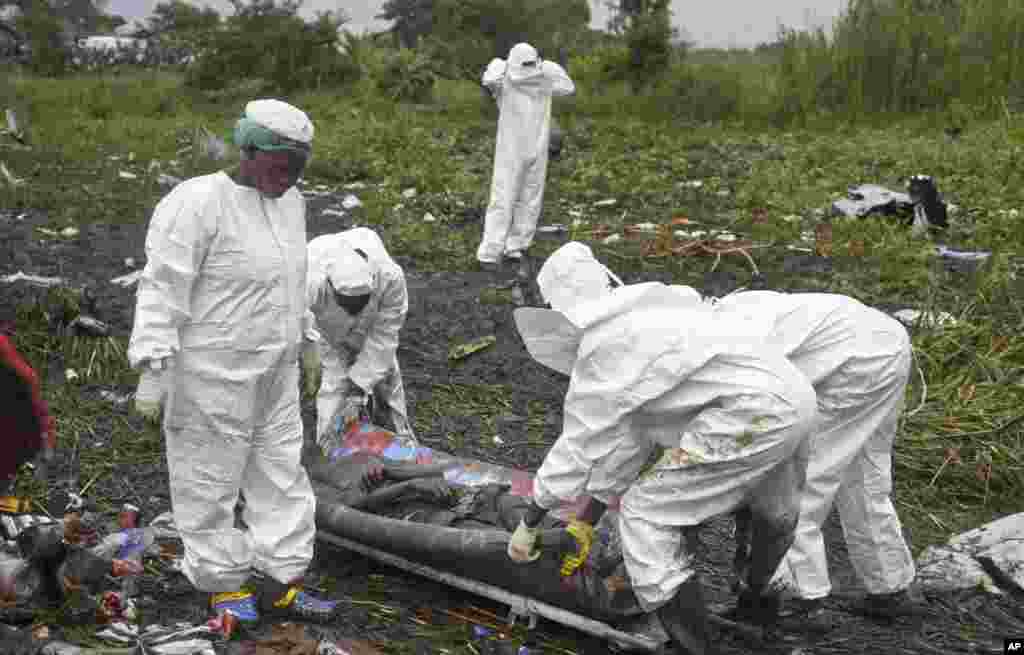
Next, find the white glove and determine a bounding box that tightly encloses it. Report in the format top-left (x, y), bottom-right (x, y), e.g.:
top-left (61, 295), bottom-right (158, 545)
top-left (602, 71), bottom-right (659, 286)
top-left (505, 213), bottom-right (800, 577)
top-left (134, 359), bottom-right (170, 423)
top-left (507, 519), bottom-right (541, 563)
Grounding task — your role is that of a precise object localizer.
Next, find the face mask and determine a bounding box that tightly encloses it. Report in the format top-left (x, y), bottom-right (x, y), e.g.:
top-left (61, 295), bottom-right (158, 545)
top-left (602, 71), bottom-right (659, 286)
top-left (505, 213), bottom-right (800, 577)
top-left (335, 293), bottom-right (371, 316)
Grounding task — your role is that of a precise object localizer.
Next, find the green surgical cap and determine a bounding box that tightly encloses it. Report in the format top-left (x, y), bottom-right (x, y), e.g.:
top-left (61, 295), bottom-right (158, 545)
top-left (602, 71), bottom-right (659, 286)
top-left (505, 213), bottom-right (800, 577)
top-left (233, 117), bottom-right (312, 155)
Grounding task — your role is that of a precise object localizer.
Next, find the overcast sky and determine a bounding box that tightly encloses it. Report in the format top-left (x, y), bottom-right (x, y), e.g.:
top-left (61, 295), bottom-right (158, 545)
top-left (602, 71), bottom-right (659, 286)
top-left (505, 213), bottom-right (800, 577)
top-left (106, 0), bottom-right (847, 49)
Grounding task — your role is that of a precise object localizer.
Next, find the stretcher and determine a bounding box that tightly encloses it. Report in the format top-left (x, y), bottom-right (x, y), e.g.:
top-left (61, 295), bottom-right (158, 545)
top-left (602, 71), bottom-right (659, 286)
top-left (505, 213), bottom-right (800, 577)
top-left (311, 421), bottom-right (672, 652)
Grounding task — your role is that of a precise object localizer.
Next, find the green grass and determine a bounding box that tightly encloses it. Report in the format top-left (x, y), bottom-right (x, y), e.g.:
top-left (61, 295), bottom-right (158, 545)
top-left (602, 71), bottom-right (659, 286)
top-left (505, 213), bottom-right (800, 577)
top-left (4, 71), bottom-right (1024, 563)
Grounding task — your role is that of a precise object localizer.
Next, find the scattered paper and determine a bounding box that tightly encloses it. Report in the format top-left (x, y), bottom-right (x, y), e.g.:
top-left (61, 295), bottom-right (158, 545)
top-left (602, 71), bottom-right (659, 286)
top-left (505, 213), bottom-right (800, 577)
top-left (323, 208), bottom-right (346, 218)
top-left (402, 188), bottom-right (418, 199)
top-left (593, 198), bottom-right (617, 207)
top-left (342, 194), bottom-right (363, 210)
top-left (422, 212), bottom-right (437, 223)
top-left (118, 170), bottom-right (138, 180)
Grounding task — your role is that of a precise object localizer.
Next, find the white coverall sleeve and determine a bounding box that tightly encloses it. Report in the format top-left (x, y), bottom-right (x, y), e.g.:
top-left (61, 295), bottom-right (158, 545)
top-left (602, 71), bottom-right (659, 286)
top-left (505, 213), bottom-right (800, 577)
top-left (482, 58), bottom-right (506, 89)
top-left (346, 271), bottom-right (408, 394)
top-left (127, 184), bottom-right (211, 369)
top-left (303, 269), bottom-right (326, 344)
top-left (532, 343), bottom-right (653, 510)
top-left (542, 61), bottom-right (575, 96)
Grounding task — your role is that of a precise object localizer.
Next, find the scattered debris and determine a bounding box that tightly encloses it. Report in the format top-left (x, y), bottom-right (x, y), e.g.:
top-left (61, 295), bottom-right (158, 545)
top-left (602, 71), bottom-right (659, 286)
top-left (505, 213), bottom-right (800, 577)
top-left (422, 212), bottom-right (437, 223)
top-left (66, 315), bottom-right (110, 337)
top-left (594, 198), bottom-right (617, 207)
top-left (602, 234), bottom-right (622, 245)
top-left (680, 180), bottom-right (704, 189)
top-left (344, 181), bottom-right (368, 190)
top-left (832, 184), bottom-right (912, 219)
top-left (61, 227), bottom-right (79, 238)
top-left (402, 188), bottom-right (418, 199)
top-left (99, 620), bottom-right (219, 654)
top-left (341, 194), bottom-right (363, 210)
top-left (0, 161), bottom-right (25, 186)
top-left (537, 224), bottom-right (566, 234)
top-left (194, 127), bottom-right (228, 161)
top-left (936, 246), bottom-right (991, 262)
top-left (118, 171), bottom-right (138, 180)
top-left (831, 177), bottom-right (948, 234)
top-left (111, 271), bottom-right (143, 288)
top-left (322, 208), bottom-right (346, 218)
top-left (4, 108), bottom-right (26, 143)
top-left (157, 173), bottom-right (183, 189)
top-left (1, 271), bottom-right (66, 287)
top-left (99, 390), bottom-right (133, 406)
top-left (65, 368), bottom-right (80, 382)
top-left (892, 309), bottom-right (959, 329)
top-left (448, 335), bottom-right (496, 362)
top-left (916, 512), bottom-right (1024, 595)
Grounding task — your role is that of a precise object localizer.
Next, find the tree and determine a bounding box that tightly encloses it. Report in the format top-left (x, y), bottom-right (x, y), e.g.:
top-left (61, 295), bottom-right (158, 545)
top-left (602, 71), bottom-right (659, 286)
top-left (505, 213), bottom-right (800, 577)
top-left (619, 0), bottom-right (676, 93)
top-left (376, 0), bottom-right (432, 49)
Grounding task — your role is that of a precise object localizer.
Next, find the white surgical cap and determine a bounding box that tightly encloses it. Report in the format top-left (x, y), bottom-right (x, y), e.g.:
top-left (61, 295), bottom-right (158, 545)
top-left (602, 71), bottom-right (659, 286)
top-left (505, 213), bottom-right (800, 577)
top-left (326, 244), bottom-right (374, 296)
top-left (536, 242), bottom-right (622, 314)
top-left (244, 98), bottom-right (314, 145)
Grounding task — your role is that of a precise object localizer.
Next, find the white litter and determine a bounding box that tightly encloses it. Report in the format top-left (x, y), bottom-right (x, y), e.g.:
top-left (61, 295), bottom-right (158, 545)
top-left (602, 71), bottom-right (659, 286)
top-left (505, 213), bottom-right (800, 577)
top-left (345, 181), bottom-right (368, 190)
top-left (423, 212), bottom-right (437, 223)
top-left (715, 232), bottom-right (738, 242)
top-left (492, 435), bottom-right (505, 446)
top-left (681, 180), bottom-right (704, 189)
top-left (111, 270), bottom-right (143, 288)
top-left (568, 209), bottom-right (583, 218)
top-left (394, 204), bottom-right (405, 212)
top-left (892, 309), bottom-right (959, 328)
top-left (716, 190), bottom-right (731, 198)
top-left (538, 225), bottom-right (567, 234)
top-left (1, 271), bottom-right (66, 287)
top-left (60, 227), bottom-right (79, 238)
top-left (602, 234), bottom-right (622, 245)
top-left (341, 194), bottom-right (363, 210)
top-left (65, 369), bottom-right (79, 382)
top-left (322, 208), bottom-right (346, 219)
top-left (674, 230), bottom-right (707, 239)
top-left (593, 199), bottom-right (617, 207)
top-left (118, 170), bottom-right (137, 180)
top-left (782, 215), bottom-right (802, 223)
top-left (632, 222), bottom-right (657, 233)
top-left (124, 257), bottom-right (136, 268)
top-left (0, 161), bottom-right (25, 186)
top-left (402, 188), bottom-right (418, 199)
top-left (99, 390), bottom-right (133, 406)
top-left (157, 173), bottom-right (183, 188)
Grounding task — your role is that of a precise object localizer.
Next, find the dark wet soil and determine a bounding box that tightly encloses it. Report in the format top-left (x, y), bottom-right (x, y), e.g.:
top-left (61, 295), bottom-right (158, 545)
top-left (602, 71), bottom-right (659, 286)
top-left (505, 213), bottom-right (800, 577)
top-left (0, 198), bottom-right (1014, 655)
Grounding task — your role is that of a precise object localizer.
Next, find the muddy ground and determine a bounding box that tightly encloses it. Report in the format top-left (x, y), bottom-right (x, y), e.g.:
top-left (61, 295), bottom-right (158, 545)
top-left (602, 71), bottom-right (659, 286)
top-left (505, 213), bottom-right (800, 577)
top-left (0, 196), bottom-right (1018, 655)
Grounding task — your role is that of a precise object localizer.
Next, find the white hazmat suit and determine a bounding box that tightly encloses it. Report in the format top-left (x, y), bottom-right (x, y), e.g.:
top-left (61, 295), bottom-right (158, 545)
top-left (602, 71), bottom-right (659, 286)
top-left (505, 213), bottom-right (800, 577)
top-left (704, 290), bottom-right (916, 601)
top-left (477, 43), bottom-right (575, 264)
top-left (515, 243), bottom-right (817, 611)
top-left (128, 156), bottom-right (315, 591)
top-left (306, 228), bottom-right (413, 443)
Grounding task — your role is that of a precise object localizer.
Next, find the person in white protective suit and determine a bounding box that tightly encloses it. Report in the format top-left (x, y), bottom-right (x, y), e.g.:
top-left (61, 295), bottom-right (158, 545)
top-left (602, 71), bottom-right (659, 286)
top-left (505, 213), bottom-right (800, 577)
top-left (303, 228), bottom-right (415, 447)
top-left (476, 43), bottom-right (575, 266)
top-left (689, 288), bottom-right (921, 621)
top-left (128, 99), bottom-right (339, 625)
top-left (505, 242), bottom-right (817, 655)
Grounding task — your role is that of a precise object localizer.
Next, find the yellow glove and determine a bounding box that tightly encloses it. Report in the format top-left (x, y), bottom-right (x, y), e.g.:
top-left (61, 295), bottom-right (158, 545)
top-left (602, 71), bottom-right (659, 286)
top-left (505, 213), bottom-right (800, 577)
top-left (560, 519), bottom-right (596, 577)
top-left (301, 342), bottom-right (321, 398)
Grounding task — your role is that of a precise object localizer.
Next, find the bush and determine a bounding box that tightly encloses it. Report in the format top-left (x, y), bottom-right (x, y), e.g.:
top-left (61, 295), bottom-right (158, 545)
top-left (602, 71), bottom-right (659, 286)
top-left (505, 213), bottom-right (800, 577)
top-left (375, 48), bottom-right (437, 103)
top-left (185, 0), bottom-right (356, 93)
